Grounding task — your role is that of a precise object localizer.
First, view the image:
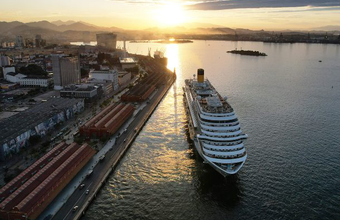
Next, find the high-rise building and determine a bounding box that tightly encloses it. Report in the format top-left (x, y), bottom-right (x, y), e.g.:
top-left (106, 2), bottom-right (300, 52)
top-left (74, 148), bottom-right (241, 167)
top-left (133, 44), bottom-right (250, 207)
top-left (15, 36), bottom-right (25, 48)
top-left (96, 33), bottom-right (117, 50)
top-left (35, 35), bottom-right (46, 48)
top-left (0, 56), bottom-right (11, 67)
top-left (52, 55), bottom-right (80, 90)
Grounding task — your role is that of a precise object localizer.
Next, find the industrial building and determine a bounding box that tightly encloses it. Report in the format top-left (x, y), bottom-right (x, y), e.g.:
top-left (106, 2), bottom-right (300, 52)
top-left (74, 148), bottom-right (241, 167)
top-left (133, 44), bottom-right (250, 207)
top-left (0, 142), bottom-right (96, 220)
top-left (80, 103), bottom-right (134, 138)
top-left (0, 98), bottom-right (84, 161)
top-left (60, 85), bottom-right (98, 102)
top-left (121, 83), bottom-right (155, 102)
top-left (96, 33), bottom-right (117, 51)
top-left (121, 66), bottom-right (169, 102)
top-left (52, 55), bottom-right (80, 90)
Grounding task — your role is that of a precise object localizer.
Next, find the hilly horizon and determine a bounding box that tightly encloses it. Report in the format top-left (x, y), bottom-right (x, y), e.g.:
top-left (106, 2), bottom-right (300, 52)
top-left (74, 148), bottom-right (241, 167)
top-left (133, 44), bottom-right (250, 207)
top-left (0, 20), bottom-right (338, 44)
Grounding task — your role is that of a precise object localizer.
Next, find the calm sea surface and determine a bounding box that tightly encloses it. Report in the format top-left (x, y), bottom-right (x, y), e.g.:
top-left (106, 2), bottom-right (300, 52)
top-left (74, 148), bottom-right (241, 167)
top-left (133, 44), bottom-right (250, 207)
top-left (83, 41), bottom-right (340, 220)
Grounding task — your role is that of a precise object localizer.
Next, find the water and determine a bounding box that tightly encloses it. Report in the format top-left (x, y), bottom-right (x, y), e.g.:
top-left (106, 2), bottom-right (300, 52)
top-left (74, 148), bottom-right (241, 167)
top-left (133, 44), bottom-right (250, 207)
top-left (83, 41), bottom-right (340, 220)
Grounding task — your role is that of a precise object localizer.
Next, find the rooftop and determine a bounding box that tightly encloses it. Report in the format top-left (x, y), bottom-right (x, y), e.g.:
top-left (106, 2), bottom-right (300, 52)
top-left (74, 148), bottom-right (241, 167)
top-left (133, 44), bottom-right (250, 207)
top-left (119, 57), bottom-right (137, 64)
top-left (0, 98), bottom-right (82, 146)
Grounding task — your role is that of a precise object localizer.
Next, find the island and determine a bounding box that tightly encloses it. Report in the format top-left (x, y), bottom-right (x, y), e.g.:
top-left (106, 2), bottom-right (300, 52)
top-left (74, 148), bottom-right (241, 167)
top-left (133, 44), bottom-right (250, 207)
top-left (227, 49), bottom-right (267, 56)
top-left (156, 39), bottom-right (193, 44)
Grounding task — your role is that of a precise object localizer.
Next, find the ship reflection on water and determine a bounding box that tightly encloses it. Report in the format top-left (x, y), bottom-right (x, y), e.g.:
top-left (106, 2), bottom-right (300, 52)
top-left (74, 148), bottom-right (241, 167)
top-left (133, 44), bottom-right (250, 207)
top-left (185, 120), bottom-right (242, 209)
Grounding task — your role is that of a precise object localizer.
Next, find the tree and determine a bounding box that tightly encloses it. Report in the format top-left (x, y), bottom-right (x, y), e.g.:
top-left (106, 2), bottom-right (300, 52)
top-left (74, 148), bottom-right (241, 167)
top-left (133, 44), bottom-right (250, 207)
top-left (20, 64), bottom-right (47, 76)
top-left (81, 68), bottom-right (89, 78)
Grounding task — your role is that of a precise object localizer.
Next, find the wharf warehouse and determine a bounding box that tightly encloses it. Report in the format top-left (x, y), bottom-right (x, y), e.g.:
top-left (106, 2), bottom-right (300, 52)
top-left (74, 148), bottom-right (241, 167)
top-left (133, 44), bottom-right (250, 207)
top-left (0, 142), bottom-right (96, 220)
top-left (80, 103), bottom-right (134, 139)
top-left (121, 64), bottom-right (170, 102)
top-left (0, 98), bottom-right (84, 161)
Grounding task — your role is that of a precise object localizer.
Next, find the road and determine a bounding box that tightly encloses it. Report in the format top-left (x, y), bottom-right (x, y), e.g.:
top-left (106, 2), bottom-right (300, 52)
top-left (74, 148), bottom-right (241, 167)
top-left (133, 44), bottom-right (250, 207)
top-left (48, 75), bottom-right (175, 220)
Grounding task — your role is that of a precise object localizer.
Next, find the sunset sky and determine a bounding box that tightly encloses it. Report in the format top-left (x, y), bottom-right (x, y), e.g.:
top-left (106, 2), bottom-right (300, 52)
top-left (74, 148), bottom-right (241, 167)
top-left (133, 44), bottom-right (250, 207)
top-left (1, 0), bottom-right (340, 30)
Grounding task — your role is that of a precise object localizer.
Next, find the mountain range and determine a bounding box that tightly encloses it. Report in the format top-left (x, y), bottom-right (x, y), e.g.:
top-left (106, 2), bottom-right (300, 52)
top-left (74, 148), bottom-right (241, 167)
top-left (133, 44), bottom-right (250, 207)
top-left (0, 20), bottom-right (338, 43)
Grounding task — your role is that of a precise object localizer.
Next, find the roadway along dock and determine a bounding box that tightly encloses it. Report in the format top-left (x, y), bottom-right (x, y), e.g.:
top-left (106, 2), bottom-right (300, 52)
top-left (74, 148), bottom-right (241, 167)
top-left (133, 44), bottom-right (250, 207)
top-left (41, 57), bottom-right (176, 220)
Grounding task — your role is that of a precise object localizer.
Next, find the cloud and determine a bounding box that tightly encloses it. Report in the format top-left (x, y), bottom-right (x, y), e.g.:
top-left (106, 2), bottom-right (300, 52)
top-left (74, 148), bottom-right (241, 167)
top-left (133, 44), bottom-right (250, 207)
top-left (185, 0), bottom-right (340, 10)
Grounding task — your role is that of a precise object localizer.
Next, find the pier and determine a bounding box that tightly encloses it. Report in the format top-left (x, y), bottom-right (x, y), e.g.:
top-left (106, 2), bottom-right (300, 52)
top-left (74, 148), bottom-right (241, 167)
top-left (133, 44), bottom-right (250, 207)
top-left (38, 58), bottom-right (176, 220)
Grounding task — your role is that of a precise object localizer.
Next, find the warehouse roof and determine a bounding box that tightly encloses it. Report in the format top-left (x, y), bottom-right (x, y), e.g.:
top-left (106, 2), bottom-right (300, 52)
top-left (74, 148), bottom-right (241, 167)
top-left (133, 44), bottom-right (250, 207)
top-left (0, 98), bottom-right (82, 146)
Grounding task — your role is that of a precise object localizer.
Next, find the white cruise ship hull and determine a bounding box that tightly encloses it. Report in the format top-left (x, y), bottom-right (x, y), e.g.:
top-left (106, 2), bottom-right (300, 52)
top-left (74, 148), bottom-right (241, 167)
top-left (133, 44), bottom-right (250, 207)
top-left (183, 73), bottom-right (247, 176)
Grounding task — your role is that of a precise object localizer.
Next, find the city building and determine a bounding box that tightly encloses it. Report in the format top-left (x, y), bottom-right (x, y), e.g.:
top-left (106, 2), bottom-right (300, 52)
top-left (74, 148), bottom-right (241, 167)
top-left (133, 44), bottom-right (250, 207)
top-left (52, 55), bottom-right (80, 90)
top-left (4, 73), bottom-right (26, 83)
top-left (0, 56), bottom-right (11, 67)
top-left (4, 72), bottom-right (53, 88)
top-left (0, 142), bottom-right (95, 220)
top-left (90, 69), bottom-right (119, 91)
top-left (15, 36), bottom-right (25, 48)
top-left (96, 33), bottom-right (117, 51)
top-left (35, 35), bottom-right (46, 48)
top-left (86, 79), bottom-right (113, 96)
top-left (19, 76), bottom-right (53, 88)
top-left (0, 88), bottom-right (33, 103)
top-left (118, 71), bottom-right (131, 86)
top-left (60, 85), bottom-right (98, 102)
top-left (1, 42), bottom-right (15, 49)
top-left (119, 57), bottom-right (137, 70)
top-left (2, 66), bottom-right (15, 79)
top-left (0, 98), bottom-right (84, 161)
top-left (80, 103), bottom-right (134, 139)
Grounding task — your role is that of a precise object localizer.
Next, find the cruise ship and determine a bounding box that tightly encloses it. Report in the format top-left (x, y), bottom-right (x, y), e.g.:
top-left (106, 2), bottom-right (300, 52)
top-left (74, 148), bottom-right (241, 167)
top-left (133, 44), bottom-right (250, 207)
top-left (183, 69), bottom-right (248, 176)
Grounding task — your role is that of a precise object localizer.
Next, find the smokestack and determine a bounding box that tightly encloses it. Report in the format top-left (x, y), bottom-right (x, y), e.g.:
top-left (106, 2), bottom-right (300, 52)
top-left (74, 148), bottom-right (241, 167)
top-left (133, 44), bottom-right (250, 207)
top-left (197, 68), bottom-right (204, 83)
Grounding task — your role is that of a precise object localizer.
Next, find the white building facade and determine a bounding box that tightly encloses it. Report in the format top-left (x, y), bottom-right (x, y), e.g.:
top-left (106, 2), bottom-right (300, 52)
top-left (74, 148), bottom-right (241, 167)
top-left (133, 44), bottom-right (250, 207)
top-left (20, 77), bottom-right (53, 87)
top-left (0, 56), bottom-right (11, 67)
top-left (90, 69), bottom-right (119, 91)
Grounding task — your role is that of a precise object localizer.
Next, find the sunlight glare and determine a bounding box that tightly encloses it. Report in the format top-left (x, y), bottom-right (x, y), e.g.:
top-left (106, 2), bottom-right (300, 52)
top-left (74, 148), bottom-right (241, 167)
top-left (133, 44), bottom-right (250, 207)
top-left (166, 44), bottom-right (181, 79)
top-left (155, 3), bottom-right (186, 26)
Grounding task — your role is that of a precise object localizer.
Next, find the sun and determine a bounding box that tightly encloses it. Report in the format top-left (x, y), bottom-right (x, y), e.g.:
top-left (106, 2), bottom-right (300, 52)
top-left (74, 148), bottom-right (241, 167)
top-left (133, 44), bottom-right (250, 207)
top-left (155, 3), bottom-right (186, 26)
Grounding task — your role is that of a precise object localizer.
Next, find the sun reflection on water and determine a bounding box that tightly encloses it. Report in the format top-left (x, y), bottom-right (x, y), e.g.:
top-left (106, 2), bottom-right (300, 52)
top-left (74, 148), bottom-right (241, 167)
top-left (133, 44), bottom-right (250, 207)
top-left (166, 44), bottom-right (181, 82)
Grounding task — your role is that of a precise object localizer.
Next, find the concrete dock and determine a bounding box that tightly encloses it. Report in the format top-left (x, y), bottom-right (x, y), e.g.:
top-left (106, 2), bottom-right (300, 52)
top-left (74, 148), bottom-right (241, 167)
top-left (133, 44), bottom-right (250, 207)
top-left (38, 70), bottom-right (176, 220)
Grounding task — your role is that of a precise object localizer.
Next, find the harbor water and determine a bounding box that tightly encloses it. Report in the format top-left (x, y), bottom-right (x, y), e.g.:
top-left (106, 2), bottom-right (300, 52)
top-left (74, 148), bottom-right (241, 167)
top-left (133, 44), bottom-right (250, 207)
top-left (82, 41), bottom-right (340, 220)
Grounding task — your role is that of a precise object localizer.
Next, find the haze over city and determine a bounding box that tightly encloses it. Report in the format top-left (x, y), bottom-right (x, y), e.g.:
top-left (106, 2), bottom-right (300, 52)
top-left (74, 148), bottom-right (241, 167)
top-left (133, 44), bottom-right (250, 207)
top-left (1, 0), bottom-right (340, 30)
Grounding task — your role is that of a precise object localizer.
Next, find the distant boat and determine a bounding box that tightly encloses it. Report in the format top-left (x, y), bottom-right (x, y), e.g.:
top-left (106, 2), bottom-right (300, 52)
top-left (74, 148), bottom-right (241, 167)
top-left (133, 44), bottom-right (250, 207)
top-left (319, 60), bottom-right (322, 62)
top-left (227, 49), bottom-right (267, 56)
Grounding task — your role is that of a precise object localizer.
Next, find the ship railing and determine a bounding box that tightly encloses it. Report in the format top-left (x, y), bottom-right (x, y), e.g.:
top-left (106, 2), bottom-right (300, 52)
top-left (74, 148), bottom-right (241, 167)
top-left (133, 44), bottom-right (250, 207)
top-left (203, 128), bottom-right (240, 133)
top-left (199, 120), bottom-right (239, 127)
top-left (203, 146), bottom-right (244, 152)
top-left (204, 133), bottom-right (243, 138)
top-left (204, 152), bottom-right (247, 159)
top-left (202, 140), bottom-right (242, 146)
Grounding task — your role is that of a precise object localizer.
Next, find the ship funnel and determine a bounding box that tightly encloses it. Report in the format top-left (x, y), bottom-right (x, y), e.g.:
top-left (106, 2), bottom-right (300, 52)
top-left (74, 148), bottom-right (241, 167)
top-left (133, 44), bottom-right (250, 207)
top-left (197, 69), bottom-right (204, 83)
